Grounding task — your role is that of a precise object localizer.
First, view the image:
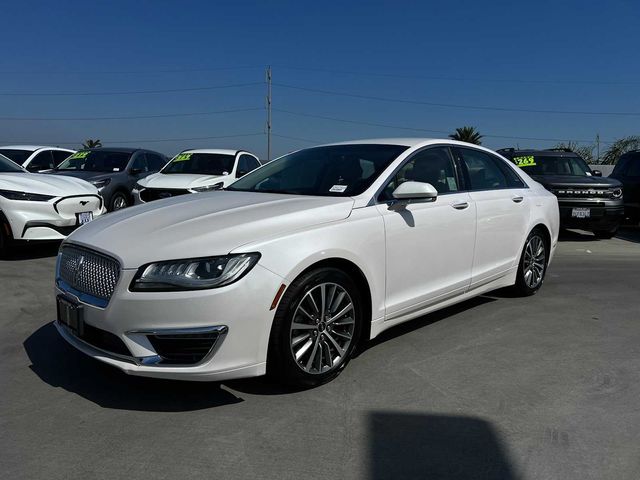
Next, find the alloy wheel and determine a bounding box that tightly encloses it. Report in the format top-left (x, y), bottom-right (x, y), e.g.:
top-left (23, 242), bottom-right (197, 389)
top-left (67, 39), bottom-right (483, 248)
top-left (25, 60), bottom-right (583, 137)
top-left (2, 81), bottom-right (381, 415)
top-left (289, 282), bottom-right (356, 374)
top-left (112, 195), bottom-right (127, 210)
top-left (523, 235), bottom-right (546, 288)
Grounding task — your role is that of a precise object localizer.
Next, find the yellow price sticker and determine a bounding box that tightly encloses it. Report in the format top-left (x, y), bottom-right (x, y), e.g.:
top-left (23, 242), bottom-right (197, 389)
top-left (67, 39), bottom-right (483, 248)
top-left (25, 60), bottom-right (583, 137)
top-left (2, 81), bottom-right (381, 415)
top-left (69, 151), bottom-right (90, 160)
top-left (173, 153), bottom-right (192, 162)
top-left (513, 155), bottom-right (536, 167)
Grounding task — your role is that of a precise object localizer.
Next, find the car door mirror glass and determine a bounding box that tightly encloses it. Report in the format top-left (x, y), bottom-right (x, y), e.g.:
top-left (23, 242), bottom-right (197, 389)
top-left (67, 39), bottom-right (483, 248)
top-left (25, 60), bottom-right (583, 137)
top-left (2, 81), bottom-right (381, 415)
top-left (392, 181), bottom-right (438, 200)
top-left (130, 168), bottom-right (143, 175)
top-left (237, 169), bottom-right (248, 178)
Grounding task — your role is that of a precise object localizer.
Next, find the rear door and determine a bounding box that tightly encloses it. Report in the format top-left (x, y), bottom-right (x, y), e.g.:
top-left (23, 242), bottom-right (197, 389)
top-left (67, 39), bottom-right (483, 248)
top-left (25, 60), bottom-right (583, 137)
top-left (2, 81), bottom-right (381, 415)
top-left (453, 147), bottom-right (531, 289)
top-left (615, 154), bottom-right (640, 217)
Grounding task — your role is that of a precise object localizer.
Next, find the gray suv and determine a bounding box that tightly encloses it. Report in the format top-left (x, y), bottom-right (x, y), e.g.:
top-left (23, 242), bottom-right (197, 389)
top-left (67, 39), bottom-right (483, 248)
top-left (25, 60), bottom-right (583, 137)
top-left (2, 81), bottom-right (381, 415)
top-left (50, 148), bottom-right (168, 211)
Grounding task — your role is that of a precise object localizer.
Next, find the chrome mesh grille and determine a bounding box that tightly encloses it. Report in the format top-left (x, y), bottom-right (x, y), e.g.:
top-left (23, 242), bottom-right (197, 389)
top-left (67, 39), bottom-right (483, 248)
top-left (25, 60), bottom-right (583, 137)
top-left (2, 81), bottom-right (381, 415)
top-left (58, 246), bottom-right (120, 301)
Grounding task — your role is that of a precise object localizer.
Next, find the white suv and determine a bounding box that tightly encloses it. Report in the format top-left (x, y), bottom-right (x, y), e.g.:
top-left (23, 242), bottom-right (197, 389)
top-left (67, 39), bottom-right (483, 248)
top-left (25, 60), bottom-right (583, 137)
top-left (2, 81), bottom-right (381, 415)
top-left (0, 145), bottom-right (75, 172)
top-left (134, 149), bottom-right (260, 203)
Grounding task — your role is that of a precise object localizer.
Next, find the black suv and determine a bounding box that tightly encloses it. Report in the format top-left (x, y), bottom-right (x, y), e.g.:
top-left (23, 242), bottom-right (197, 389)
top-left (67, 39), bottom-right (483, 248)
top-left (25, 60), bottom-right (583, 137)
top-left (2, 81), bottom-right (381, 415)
top-left (498, 148), bottom-right (624, 238)
top-left (610, 150), bottom-right (640, 224)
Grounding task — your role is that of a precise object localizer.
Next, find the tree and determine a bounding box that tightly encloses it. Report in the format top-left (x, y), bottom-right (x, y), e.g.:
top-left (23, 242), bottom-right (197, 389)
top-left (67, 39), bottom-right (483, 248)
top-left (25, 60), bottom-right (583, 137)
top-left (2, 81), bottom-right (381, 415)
top-left (601, 136), bottom-right (640, 165)
top-left (449, 126), bottom-right (483, 145)
top-left (552, 141), bottom-right (595, 163)
top-left (82, 139), bottom-right (102, 149)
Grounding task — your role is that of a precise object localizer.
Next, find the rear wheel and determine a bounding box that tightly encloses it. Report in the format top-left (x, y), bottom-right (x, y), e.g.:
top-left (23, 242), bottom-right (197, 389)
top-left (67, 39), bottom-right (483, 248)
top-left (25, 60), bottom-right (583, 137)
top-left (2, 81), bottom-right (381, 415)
top-left (268, 267), bottom-right (363, 388)
top-left (593, 227), bottom-right (618, 239)
top-left (0, 217), bottom-right (11, 258)
top-left (109, 192), bottom-right (129, 211)
top-left (513, 229), bottom-right (548, 297)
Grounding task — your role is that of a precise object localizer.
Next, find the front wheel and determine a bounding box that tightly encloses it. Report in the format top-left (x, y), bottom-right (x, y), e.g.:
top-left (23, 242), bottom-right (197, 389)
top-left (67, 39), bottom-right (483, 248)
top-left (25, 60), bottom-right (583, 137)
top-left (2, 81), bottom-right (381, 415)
top-left (109, 192), bottom-right (129, 211)
top-left (513, 229), bottom-right (549, 297)
top-left (268, 267), bottom-right (363, 388)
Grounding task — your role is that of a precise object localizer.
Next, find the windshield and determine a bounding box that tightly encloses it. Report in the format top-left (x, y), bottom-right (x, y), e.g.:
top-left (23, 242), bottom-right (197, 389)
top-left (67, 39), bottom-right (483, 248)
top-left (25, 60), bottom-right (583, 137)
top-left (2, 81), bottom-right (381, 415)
top-left (0, 153), bottom-right (25, 173)
top-left (163, 152), bottom-right (235, 175)
top-left (228, 144), bottom-right (408, 196)
top-left (56, 150), bottom-right (131, 172)
top-left (512, 154), bottom-right (592, 176)
top-left (0, 149), bottom-right (34, 166)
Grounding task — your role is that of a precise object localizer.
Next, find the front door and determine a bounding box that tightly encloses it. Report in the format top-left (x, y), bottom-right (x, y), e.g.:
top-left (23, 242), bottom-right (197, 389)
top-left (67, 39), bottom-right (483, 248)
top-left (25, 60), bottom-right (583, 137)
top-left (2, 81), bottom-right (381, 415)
top-left (376, 146), bottom-right (476, 321)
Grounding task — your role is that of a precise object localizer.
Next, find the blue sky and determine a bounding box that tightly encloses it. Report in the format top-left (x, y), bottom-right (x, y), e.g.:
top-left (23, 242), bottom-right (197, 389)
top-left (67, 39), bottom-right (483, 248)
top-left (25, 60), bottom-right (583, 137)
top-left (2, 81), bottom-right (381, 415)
top-left (1, 0), bottom-right (638, 159)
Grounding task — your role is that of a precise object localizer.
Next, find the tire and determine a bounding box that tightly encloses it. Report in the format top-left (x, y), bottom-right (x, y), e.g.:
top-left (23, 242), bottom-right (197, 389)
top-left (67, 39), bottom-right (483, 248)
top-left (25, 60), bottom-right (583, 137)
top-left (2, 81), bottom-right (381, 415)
top-left (109, 192), bottom-right (129, 211)
top-left (0, 217), bottom-right (11, 259)
top-left (267, 267), bottom-right (363, 388)
top-left (593, 227), bottom-right (618, 239)
top-left (512, 228), bottom-right (549, 297)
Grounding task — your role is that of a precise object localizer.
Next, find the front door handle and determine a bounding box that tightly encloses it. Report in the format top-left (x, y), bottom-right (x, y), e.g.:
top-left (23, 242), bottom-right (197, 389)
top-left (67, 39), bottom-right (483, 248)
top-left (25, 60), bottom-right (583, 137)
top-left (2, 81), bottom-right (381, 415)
top-left (512, 196), bottom-right (524, 203)
top-left (452, 202), bottom-right (469, 210)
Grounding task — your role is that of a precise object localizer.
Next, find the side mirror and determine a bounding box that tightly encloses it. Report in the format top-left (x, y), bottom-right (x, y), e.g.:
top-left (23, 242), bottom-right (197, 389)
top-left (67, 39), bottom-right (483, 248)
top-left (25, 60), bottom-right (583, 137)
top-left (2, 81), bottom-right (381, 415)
top-left (236, 169), bottom-right (248, 178)
top-left (26, 164), bottom-right (43, 172)
top-left (392, 181), bottom-right (438, 202)
top-left (130, 168), bottom-right (143, 176)
top-left (592, 169), bottom-right (602, 177)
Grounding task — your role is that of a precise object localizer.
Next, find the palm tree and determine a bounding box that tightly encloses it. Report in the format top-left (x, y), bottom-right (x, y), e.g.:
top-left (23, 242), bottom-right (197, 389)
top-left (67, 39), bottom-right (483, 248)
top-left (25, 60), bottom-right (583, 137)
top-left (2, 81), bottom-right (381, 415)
top-left (82, 139), bottom-right (102, 149)
top-left (601, 136), bottom-right (640, 165)
top-left (449, 126), bottom-right (483, 145)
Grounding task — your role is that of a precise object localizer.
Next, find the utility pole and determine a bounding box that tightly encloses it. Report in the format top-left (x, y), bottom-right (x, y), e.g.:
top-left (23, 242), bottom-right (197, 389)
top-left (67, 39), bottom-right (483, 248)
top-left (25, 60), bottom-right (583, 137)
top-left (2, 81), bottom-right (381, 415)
top-left (596, 133), bottom-right (600, 163)
top-left (266, 65), bottom-right (272, 161)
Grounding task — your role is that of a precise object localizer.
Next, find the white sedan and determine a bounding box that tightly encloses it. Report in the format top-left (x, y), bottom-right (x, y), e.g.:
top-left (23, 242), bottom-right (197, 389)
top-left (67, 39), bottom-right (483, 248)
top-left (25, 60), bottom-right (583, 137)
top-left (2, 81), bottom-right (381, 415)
top-left (133, 149), bottom-right (260, 203)
top-left (54, 139), bottom-right (559, 387)
top-left (0, 154), bottom-right (104, 255)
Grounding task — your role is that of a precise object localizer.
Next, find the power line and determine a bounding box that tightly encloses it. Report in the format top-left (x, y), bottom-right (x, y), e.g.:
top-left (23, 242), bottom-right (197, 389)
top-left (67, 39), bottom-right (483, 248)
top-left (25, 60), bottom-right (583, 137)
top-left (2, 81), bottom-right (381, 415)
top-left (273, 82), bottom-right (640, 117)
top-left (273, 64), bottom-right (640, 86)
top-left (0, 132), bottom-right (264, 146)
top-left (0, 65), bottom-right (265, 75)
top-left (273, 108), bottom-right (614, 145)
top-left (0, 82), bottom-right (263, 97)
top-left (0, 107), bottom-right (263, 121)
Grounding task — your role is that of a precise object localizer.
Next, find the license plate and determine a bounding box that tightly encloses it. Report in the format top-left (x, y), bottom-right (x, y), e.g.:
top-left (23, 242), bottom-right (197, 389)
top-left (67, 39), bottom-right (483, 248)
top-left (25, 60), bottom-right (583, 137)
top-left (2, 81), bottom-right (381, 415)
top-left (77, 212), bottom-right (93, 225)
top-left (572, 208), bottom-right (590, 218)
top-left (57, 296), bottom-right (83, 334)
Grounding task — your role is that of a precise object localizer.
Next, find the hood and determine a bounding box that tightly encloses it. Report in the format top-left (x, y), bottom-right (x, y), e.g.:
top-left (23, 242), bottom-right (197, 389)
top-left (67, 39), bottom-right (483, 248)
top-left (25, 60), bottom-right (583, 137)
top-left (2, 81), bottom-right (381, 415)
top-left (529, 174), bottom-right (622, 189)
top-left (48, 170), bottom-right (117, 182)
top-left (139, 172), bottom-right (226, 189)
top-left (0, 172), bottom-right (98, 196)
top-left (66, 191), bottom-right (355, 268)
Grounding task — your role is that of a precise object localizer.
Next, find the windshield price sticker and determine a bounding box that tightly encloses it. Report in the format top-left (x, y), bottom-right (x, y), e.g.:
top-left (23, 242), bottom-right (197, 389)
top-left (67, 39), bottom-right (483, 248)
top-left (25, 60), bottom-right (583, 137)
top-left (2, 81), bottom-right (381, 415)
top-left (329, 185), bottom-right (348, 193)
top-left (69, 151), bottom-right (90, 160)
top-left (173, 153), bottom-right (192, 162)
top-left (513, 155), bottom-right (536, 167)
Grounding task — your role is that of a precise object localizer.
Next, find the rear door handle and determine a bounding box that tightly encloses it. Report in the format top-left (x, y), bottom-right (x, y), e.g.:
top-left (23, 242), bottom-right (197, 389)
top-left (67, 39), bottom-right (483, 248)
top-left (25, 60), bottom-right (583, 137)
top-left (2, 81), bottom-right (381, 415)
top-left (452, 202), bottom-right (469, 210)
top-left (512, 196), bottom-right (524, 203)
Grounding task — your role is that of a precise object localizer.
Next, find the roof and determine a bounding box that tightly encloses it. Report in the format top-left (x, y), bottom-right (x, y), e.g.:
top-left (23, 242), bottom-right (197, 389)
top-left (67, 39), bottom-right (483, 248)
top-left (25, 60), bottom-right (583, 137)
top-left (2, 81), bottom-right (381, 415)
top-left (182, 149), bottom-right (240, 155)
top-left (498, 148), bottom-right (581, 157)
top-left (0, 145), bottom-right (74, 151)
top-left (323, 138), bottom-right (436, 147)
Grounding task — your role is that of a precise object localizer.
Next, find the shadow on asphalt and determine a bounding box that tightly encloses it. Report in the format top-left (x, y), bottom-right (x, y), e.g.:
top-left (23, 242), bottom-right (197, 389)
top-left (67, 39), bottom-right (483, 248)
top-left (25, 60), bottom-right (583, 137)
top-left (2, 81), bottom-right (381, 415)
top-left (559, 226), bottom-right (640, 243)
top-left (0, 241), bottom-right (60, 261)
top-left (369, 412), bottom-right (517, 479)
top-left (23, 322), bottom-right (243, 412)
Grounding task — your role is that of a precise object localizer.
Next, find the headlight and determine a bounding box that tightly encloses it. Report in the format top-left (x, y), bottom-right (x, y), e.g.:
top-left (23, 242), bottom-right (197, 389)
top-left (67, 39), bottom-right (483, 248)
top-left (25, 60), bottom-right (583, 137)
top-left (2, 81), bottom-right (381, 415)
top-left (611, 188), bottom-right (623, 199)
top-left (0, 189), bottom-right (55, 202)
top-left (191, 182), bottom-right (224, 193)
top-left (91, 178), bottom-right (111, 189)
top-left (130, 253), bottom-right (261, 291)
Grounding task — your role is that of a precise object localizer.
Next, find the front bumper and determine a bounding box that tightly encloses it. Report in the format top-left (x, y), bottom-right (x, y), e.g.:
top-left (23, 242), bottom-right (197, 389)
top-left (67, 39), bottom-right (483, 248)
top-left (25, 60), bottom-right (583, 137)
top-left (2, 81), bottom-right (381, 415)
top-left (558, 199), bottom-right (624, 231)
top-left (2, 194), bottom-right (104, 241)
top-left (55, 263), bottom-right (284, 381)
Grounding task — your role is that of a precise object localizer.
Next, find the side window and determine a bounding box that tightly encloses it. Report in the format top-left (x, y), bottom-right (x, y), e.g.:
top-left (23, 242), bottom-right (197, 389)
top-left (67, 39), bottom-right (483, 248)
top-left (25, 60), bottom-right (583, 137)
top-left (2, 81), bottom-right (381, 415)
top-left (147, 154), bottom-right (166, 171)
top-left (246, 155), bottom-right (260, 172)
top-left (458, 148), bottom-right (509, 190)
top-left (27, 150), bottom-right (54, 171)
top-left (52, 150), bottom-right (72, 166)
top-left (379, 147), bottom-right (459, 201)
top-left (237, 154), bottom-right (259, 176)
top-left (627, 156), bottom-right (640, 177)
top-left (131, 153), bottom-right (149, 172)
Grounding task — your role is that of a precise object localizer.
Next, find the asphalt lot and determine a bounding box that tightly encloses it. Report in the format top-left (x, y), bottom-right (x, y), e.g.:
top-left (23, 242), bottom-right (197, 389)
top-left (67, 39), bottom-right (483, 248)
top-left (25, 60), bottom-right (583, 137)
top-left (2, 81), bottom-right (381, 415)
top-left (1, 228), bottom-right (640, 480)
